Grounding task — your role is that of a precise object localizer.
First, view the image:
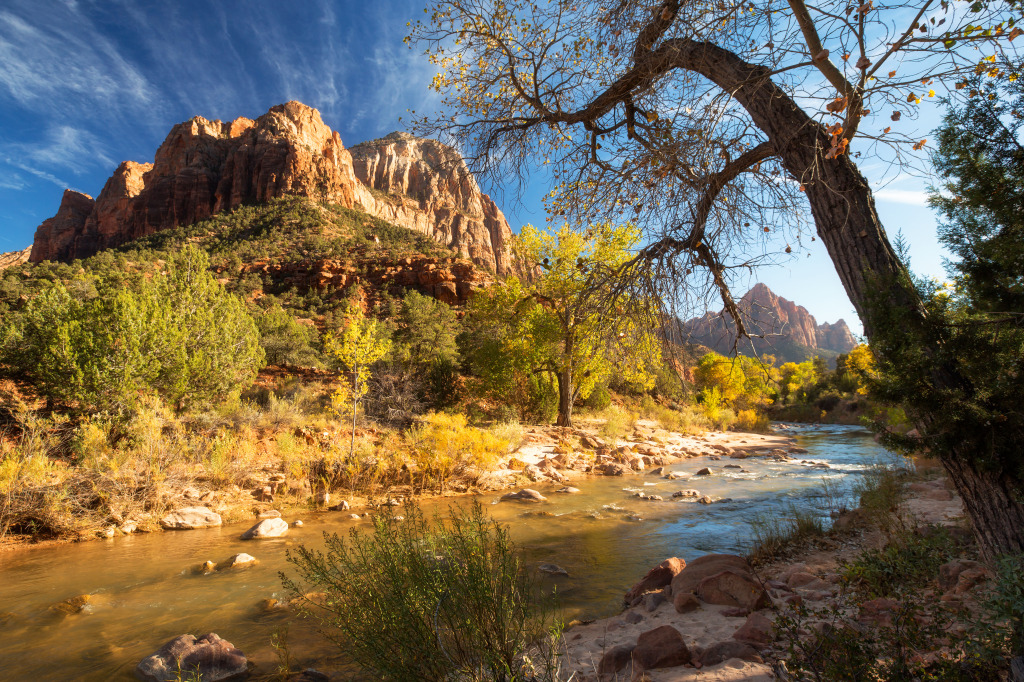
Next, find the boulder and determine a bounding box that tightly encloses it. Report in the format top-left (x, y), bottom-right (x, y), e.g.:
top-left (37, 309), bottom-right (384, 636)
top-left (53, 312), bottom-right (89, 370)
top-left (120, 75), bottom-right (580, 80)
top-left (500, 489), bottom-right (547, 502)
top-left (632, 625), bottom-right (691, 670)
top-left (697, 570), bottom-right (771, 610)
top-left (671, 554), bottom-right (753, 597)
top-left (161, 507), bottom-right (222, 530)
top-left (555, 486), bottom-right (581, 494)
top-left (732, 611), bottom-right (774, 645)
top-left (240, 517), bottom-right (289, 540)
top-left (695, 467), bottom-right (713, 476)
top-left (135, 632), bottom-right (248, 682)
top-left (696, 495), bottom-right (719, 504)
top-left (938, 559), bottom-right (988, 591)
top-left (858, 597), bottom-right (901, 627)
top-left (220, 553), bottom-right (257, 569)
top-left (699, 640), bottom-right (763, 666)
top-left (597, 644), bottom-right (634, 675)
top-left (643, 591), bottom-right (667, 612)
top-left (625, 557), bottom-right (686, 605)
top-left (673, 592), bottom-right (701, 613)
top-left (597, 463), bottom-right (627, 476)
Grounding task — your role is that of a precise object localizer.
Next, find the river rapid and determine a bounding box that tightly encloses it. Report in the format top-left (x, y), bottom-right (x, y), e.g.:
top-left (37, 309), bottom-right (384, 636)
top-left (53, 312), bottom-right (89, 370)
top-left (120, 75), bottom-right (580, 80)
top-left (0, 423), bottom-right (896, 680)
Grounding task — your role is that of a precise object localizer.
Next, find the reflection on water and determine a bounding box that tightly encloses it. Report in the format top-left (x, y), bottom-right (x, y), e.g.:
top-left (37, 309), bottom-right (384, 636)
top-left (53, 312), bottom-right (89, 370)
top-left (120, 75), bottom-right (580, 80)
top-left (0, 423), bottom-right (893, 679)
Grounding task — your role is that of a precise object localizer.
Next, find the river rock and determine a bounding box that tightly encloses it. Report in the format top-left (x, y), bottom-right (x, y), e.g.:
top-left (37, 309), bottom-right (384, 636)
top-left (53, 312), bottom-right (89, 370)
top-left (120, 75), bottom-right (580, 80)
top-left (673, 592), bottom-right (701, 613)
top-left (648, 467), bottom-right (665, 476)
top-left (697, 570), bottom-right (771, 610)
top-left (625, 557), bottom-right (686, 605)
top-left (555, 486), bottom-right (581, 494)
top-left (670, 554), bottom-right (753, 597)
top-left (597, 644), bottom-right (634, 675)
top-left (500, 489), bottom-right (547, 502)
top-left (732, 611), bottom-right (774, 645)
top-left (329, 500), bottom-right (351, 511)
top-left (699, 640), bottom-right (763, 666)
top-left (696, 495), bottom-right (718, 504)
top-left (538, 563), bottom-right (569, 576)
top-left (664, 471), bottom-right (688, 480)
top-left (135, 632), bottom-right (247, 682)
top-left (160, 507), bottom-right (222, 530)
top-left (632, 625), bottom-right (691, 670)
top-left (258, 509), bottom-right (281, 519)
top-left (220, 553), bottom-right (257, 569)
top-left (241, 517), bottom-right (289, 539)
top-left (51, 594), bottom-right (91, 616)
top-left (695, 467), bottom-right (712, 476)
top-left (292, 520), bottom-right (303, 527)
top-left (672, 489), bottom-right (700, 498)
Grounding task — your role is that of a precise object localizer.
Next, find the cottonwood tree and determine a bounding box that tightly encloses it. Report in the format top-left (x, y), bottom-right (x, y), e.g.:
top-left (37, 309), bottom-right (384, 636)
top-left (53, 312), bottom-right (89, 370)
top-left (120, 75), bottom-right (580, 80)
top-left (408, 0), bottom-right (1024, 557)
top-left (462, 222), bottom-right (661, 426)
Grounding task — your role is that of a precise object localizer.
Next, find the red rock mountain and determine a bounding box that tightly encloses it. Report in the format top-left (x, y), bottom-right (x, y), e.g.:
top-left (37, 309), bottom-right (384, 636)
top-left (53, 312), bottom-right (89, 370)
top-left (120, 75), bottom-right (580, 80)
top-left (683, 283), bottom-right (858, 363)
top-left (29, 102), bottom-right (524, 278)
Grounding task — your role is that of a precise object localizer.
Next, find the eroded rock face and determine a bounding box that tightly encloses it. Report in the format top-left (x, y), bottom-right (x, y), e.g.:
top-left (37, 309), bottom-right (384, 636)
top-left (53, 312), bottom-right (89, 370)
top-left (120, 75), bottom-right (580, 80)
top-left (30, 103), bottom-right (525, 280)
top-left (350, 132), bottom-right (526, 278)
top-left (0, 246), bottom-right (31, 271)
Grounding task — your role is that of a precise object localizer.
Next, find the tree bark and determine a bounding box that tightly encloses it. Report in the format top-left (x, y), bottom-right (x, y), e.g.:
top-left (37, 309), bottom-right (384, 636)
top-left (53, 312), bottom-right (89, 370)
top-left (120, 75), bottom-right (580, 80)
top-left (556, 367), bottom-right (573, 427)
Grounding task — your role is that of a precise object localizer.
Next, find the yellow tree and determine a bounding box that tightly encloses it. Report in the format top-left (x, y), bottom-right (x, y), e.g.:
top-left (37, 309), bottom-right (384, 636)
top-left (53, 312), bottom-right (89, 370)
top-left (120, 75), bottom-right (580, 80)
top-left (326, 308), bottom-right (391, 458)
top-left (517, 222), bottom-right (662, 426)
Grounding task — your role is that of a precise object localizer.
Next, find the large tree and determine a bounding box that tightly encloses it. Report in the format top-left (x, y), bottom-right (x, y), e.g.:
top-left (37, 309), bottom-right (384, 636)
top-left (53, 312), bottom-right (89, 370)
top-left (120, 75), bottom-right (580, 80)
top-left (409, 0), bottom-right (1024, 557)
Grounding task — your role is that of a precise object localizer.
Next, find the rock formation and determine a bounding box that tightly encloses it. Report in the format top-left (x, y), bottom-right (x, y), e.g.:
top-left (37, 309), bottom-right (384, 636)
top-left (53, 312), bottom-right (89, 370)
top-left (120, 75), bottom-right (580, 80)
top-left (683, 283), bottom-right (857, 363)
top-left (350, 132), bottom-right (522, 278)
top-left (0, 246), bottom-right (32, 271)
top-left (29, 102), bottom-right (525, 278)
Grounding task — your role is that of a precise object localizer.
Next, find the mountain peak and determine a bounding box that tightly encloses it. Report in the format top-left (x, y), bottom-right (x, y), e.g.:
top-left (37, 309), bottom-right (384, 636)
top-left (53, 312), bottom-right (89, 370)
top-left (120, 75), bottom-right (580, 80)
top-left (28, 102), bottom-right (527, 279)
top-left (683, 283), bottom-right (857, 363)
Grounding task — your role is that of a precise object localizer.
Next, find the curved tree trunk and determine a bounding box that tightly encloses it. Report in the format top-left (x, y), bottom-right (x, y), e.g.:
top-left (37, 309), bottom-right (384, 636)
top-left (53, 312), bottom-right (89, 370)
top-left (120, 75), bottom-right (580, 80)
top-left (661, 39), bottom-right (1024, 558)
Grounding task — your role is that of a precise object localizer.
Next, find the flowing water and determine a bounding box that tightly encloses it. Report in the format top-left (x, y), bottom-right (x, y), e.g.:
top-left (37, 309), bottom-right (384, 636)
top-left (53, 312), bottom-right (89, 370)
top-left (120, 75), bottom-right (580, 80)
top-left (0, 423), bottom-right (896, 680)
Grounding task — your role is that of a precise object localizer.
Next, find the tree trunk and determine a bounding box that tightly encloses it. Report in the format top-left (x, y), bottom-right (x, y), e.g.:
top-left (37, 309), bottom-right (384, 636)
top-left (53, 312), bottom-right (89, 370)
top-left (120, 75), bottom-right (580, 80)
top-left (665, 39), bottom-right (1024, 558)
top-left (942, 450), bottom-right (1024, 556)
top-left (556, 368), bottom-right (573, 427)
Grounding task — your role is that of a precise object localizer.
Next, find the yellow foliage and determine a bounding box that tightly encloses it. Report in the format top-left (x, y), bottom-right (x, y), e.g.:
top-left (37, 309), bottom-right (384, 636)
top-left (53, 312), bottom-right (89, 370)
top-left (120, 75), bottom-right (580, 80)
top-left (405, 413), bottom-right (510, 490)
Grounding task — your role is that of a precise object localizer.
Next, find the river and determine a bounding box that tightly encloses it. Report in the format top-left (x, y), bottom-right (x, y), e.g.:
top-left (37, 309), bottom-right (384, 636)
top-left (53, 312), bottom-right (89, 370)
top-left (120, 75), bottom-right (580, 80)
top-left (0, 423), bottom-right (896, 680)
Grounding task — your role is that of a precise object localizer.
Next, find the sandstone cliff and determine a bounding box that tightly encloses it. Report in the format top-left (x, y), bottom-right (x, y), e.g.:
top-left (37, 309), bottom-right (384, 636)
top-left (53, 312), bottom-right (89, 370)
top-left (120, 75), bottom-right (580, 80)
top-left (29, 102), bottom-right (523, 278)
top-left (683, 283), bottom-right (858, 364)
top-left (0, 246), bottom-right (32, 272)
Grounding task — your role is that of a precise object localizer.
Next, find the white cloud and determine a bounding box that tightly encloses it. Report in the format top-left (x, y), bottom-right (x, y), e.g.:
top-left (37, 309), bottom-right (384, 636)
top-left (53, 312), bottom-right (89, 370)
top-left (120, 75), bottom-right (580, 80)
top-left (0, 5), bottom-right (154, 113)
top-left (874, 188), bottom-right (930, 206)
top-left (9, 125), bottom-right (114, 171)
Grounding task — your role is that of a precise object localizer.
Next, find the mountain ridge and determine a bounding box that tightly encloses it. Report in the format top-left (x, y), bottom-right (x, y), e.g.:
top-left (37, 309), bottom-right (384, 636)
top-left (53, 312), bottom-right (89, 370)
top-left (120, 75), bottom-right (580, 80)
top-left (28, 102), bottom-right (527, 279)
top-left (683, 282), bottom-right (858, 364)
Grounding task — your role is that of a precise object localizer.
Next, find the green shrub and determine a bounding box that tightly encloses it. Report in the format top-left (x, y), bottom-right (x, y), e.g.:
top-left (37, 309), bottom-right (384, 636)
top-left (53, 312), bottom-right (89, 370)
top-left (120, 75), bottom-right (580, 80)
top-left (842, 526), bottom-right (962, 598)
top-left (283, 502), bottom-right (562, 682)
top-left (255, 304), bottom-right (321, 367)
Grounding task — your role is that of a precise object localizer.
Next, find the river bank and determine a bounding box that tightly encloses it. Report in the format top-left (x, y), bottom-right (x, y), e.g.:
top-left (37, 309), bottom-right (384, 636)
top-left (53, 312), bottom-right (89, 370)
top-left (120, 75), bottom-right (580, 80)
top-left (556, 460), bottom-right (985, 681)
top-left (0, 412), bottom-right (795, 554)
top-left (0, 422), bottom-right (890, 679)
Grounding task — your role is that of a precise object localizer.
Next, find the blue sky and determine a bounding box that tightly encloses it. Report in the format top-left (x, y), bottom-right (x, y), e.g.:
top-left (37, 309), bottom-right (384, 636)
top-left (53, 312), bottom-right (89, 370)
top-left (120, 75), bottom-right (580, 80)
top-left (0, 0), bottom-right (953, 334)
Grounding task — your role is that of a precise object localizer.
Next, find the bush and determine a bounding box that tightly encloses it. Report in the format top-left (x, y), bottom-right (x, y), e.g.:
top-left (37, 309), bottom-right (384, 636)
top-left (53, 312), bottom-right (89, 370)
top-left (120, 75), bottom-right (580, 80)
top-left (735, 408), bottom-right (770, 432)
top-left (579, 383), bottom-right (611, 411)
top-left (255, 304), bottom-right (321, 367)
top-left (0, 245), bottom-right (264, 414)
top-left (599, 405), bottom-right (637, 439)
top-left (282, 502), bottom-right (562, 682)
top-left (406, 413), bottom-right (510, 492)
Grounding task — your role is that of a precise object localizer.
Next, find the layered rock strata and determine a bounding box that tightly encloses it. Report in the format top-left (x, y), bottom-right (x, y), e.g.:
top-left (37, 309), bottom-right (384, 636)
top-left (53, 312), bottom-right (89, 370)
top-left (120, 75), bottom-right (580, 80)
top-left (30, 102), bottom-right (524, 278)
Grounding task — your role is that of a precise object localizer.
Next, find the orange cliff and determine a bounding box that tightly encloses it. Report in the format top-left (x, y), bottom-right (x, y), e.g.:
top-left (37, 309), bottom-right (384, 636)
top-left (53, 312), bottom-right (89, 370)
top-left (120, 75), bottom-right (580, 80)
top-left (29, 102), bottom-right (528, 279)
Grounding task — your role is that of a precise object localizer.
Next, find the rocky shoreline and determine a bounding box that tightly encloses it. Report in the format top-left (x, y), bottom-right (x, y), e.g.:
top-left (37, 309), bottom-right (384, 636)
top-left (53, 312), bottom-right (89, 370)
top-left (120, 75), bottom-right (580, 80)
top-left (552, 470), bottom-right (968, 681)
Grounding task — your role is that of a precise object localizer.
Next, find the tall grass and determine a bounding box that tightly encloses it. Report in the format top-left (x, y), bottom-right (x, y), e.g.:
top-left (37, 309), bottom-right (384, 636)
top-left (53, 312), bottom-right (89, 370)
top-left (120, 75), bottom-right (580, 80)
top-left (283, 502), bottom-right (563, 682)
top-left (747, 503), bottom-right (828, 565)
